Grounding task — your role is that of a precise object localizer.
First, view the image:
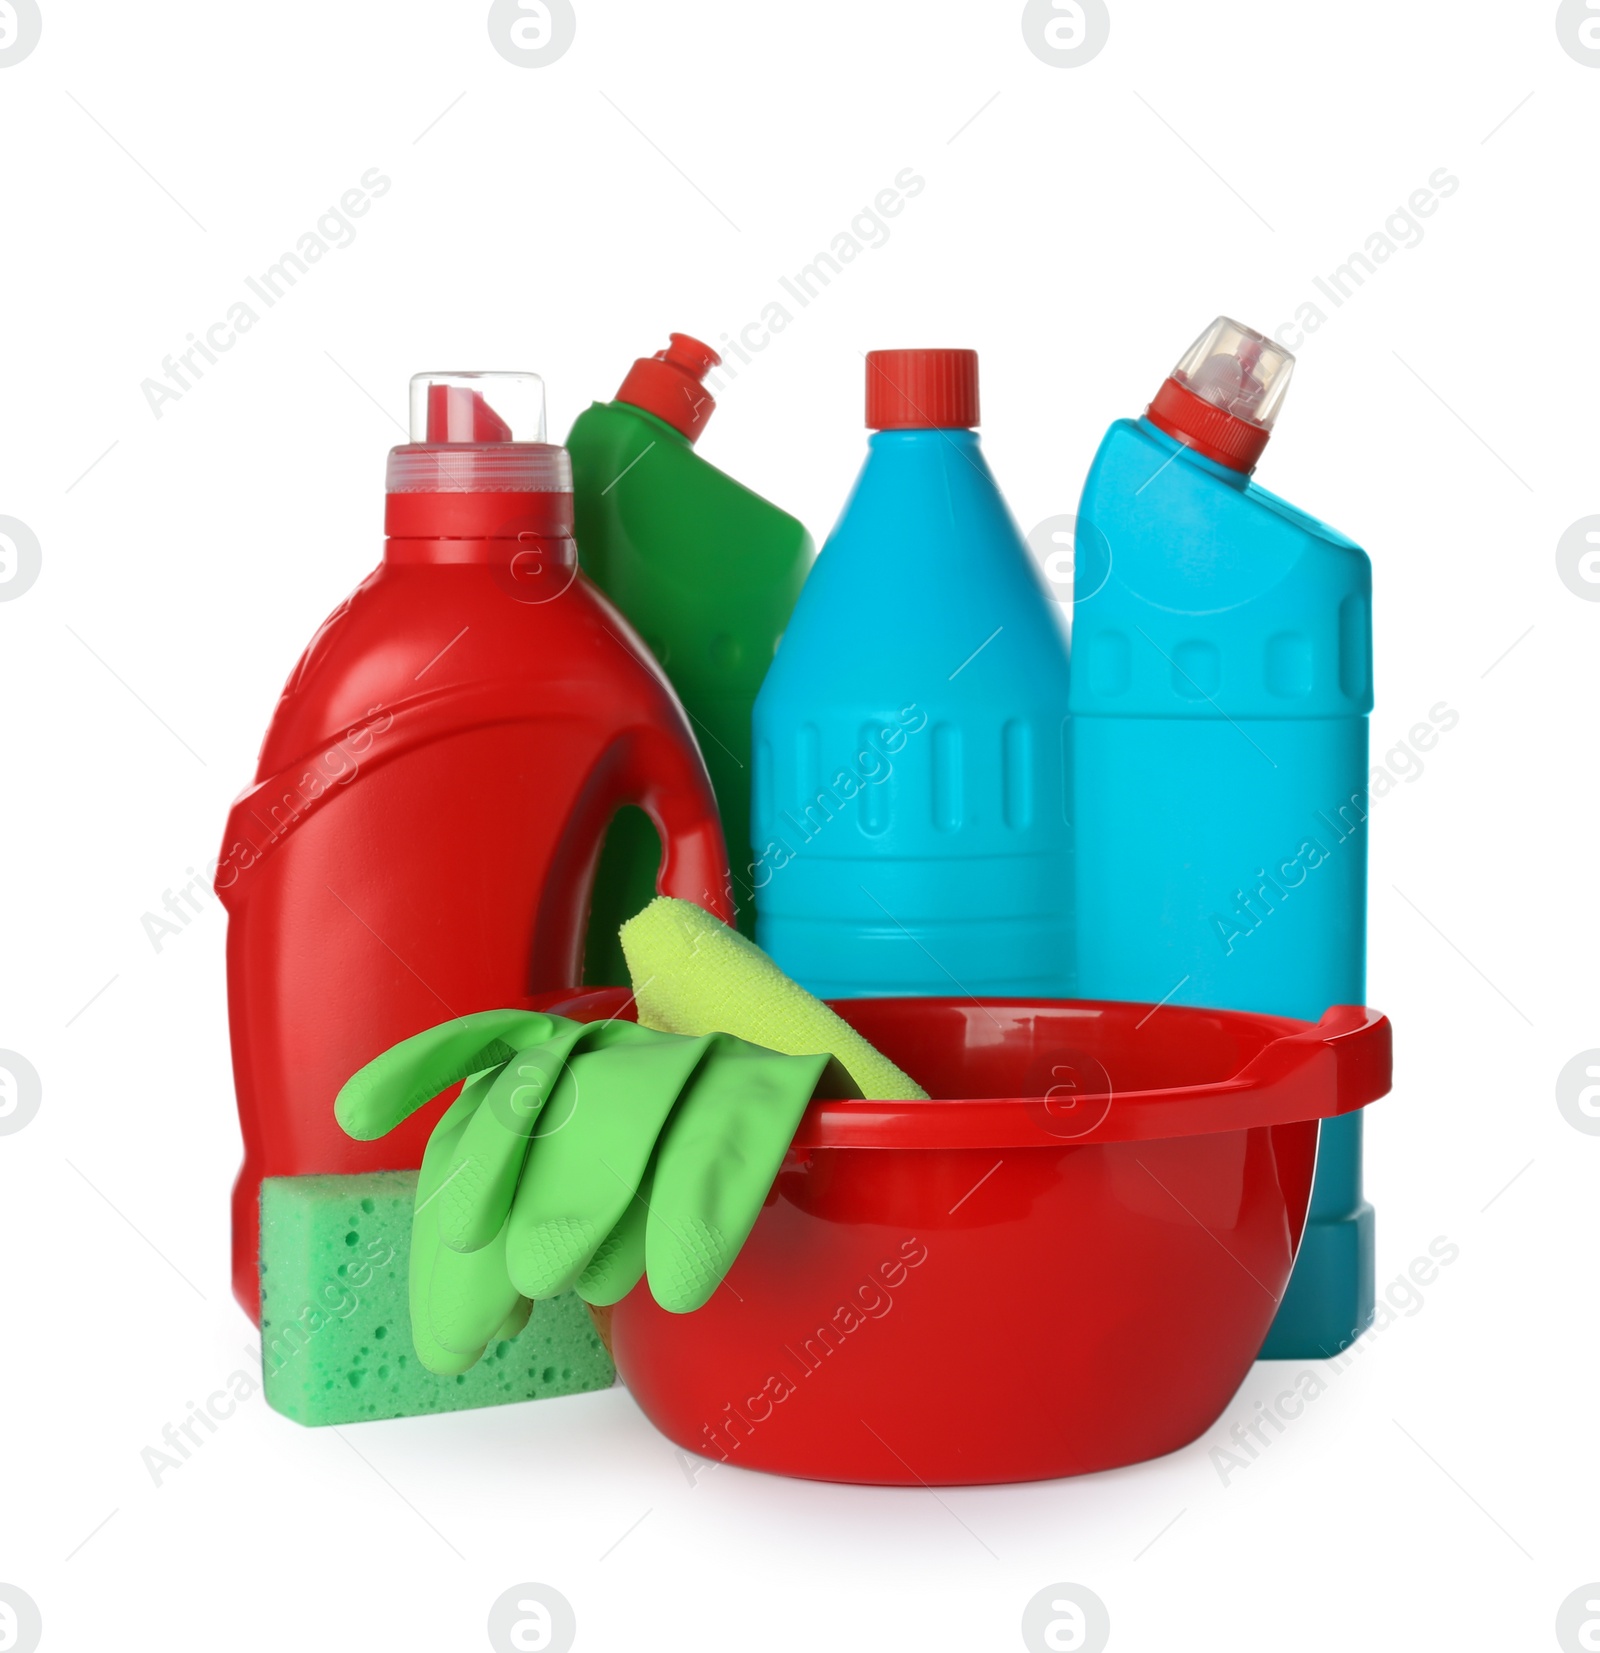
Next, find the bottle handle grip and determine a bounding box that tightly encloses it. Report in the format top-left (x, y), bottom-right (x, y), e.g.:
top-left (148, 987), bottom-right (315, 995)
top-left (623, 721), bottom-right (735, 924)
top-left (533, 720), bottom-right (734, 989)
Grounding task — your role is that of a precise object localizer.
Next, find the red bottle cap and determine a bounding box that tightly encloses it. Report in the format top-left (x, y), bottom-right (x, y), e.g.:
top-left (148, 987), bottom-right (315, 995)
top-left (385, 372), bottom-right (573, 542)
top-left (1144, 317), bottom-right (1294, 473)
top-left (615, 333), bottom-right (721, 442)
top-left (865, 349), bottom-right (980, 430)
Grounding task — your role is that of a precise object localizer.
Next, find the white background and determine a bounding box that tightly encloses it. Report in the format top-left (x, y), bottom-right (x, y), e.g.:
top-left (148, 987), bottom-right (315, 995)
top-left (2, 2), bottom-right (1596, 1649)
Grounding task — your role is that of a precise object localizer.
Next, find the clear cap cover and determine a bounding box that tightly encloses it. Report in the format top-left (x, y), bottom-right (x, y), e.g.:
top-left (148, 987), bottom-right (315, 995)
top-left (387, 371), bottom-right (572, 493)
top-left (1171, 318), bottom-right (1294, 431)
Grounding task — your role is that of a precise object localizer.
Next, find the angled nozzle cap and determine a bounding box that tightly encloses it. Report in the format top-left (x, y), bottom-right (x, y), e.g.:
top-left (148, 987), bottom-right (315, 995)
top-left (1146, 317), bottom-right (1294, 472)
top-left (615, 333), bottom-right (721, 442)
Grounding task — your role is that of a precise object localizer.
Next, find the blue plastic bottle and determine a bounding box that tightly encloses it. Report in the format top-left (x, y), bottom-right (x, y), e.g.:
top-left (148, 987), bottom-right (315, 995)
top-left (753, 349), bottom-right (1073, 998)
top-left (1070, 318), bottom-right (1373, 1357)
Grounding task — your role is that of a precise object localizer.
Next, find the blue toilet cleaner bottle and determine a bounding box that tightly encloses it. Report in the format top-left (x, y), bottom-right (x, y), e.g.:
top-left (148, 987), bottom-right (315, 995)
top-left (1070, 317), bottom-right (1374, 1357)
top-left (752, 349), bottom-right (1074, 998)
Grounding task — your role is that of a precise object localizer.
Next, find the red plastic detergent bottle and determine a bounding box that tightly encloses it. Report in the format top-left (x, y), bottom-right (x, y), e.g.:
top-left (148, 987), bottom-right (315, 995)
top-left (218, 371), bottom-right (731, 1320)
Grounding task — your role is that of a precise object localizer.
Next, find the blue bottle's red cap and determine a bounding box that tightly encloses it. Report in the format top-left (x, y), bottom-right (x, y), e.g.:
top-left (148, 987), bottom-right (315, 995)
top-left (865, 349), bottom-right (979, 430)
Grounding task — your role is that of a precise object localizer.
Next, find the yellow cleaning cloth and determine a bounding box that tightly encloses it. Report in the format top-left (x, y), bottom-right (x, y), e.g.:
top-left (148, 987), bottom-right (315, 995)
top-left (619, 897), bottom-right (929, 1102)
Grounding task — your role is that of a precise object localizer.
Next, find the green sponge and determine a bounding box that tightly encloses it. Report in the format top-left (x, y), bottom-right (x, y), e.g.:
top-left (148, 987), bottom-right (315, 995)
top-left (259, 1171), bottom-right (614, 1426)
top-left (619, 896), bottom-right (928, 1100)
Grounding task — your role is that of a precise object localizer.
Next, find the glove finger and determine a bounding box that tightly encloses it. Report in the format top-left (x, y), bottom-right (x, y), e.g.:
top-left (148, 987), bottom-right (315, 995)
top-left (491, 1294), bottom-right (534, 1343)
top-left (648, 1036), bottom-right (827, 1313)
top-left (409, 1073), bottom-right (522, 1375)
top-left (337, 1009), bottom-right (555, 1141)
top-left (410, 1217), bottom-right (524, 1376)
top-left (564, 1022), bottom-right (689, 1304)
top-left (436, 1016), bottom-right (593, 1253)
top-left (575, 1155), bottom-right (654, 1307)
top-left (415, 1077), bottom-right (485, 1210)
top-left (505, 1032), bottom-right (714, 1298)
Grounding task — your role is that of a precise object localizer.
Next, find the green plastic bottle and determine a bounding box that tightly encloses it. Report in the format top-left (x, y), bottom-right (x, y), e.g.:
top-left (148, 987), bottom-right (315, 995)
top-left (569, 334), bottom-right (814, 983)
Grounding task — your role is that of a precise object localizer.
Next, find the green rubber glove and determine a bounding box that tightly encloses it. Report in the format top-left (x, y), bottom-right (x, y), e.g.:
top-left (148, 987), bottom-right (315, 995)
top-left (335, 1011), bottom-right (828, 1374)
top-left (502, 1021), bottom-right (717, 1297)
top-left (336, 1010), bottom-right (560, 1374)
top-left (335, 1009), bottom-right (560, 1142)
top-left (432, 1016), bottom-right (597, 1254)
top-left (409, 1074), bottom-right (528, 1375)
top-left (590, 1032), bottom-right (829, 1313)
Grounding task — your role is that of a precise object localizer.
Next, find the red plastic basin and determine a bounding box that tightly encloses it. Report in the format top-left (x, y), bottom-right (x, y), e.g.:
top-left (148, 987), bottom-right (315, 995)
top-left (536, 990), bottom-right (1391, 1487)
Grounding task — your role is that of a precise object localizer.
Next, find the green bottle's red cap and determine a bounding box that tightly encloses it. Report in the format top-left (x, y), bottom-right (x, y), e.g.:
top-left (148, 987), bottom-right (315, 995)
top-left (865, 349), bottom-right (979, 430)
top-left (615, 333), bottom-right (721, 442)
